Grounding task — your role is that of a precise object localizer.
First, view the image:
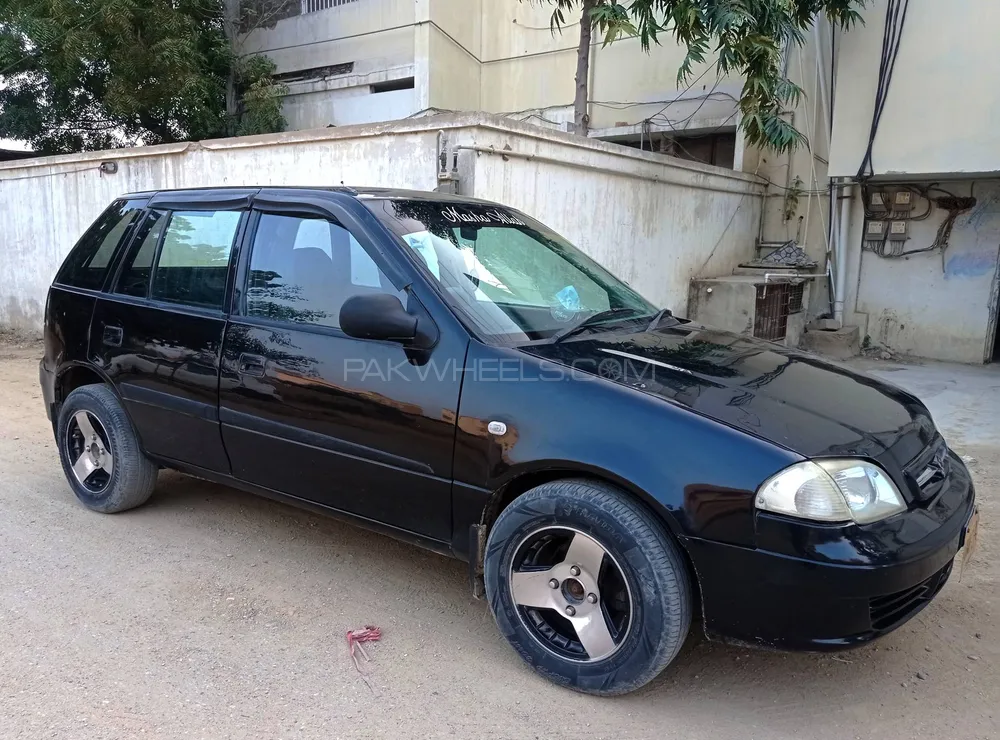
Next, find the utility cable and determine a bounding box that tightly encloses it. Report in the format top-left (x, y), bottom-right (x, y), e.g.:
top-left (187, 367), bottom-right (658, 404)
top-left (855, 0), bottom-right (909, 180)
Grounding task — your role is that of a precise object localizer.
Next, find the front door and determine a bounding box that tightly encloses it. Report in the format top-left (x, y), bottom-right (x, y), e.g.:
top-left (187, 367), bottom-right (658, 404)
top-left (91, 195), bottom-right (250, 473)
top-left (218, 198), bottom-right (466, 543)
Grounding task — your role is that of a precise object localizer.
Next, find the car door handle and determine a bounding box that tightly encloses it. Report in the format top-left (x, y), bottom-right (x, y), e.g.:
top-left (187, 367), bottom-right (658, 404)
top-left (238, 353), bottom-right (266, 377)
top-left (102, 325), bottom-right (123, 348)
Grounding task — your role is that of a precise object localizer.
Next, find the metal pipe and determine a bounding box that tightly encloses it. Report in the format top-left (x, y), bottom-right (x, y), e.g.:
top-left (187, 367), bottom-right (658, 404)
top-left (814, 21), bottom-right (832, 153)
top-left (452, 145), bottom-right (763, 197)
top-left (757, 110), bottom-right (795, 246)
top-left (834, 183), bottom-right (853, 324)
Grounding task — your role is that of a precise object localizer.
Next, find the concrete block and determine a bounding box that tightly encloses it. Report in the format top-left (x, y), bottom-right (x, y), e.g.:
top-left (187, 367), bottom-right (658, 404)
top-left (799, 325), bottom-right (861, 359)
top-left (809, 317), bottom-right (842, 331)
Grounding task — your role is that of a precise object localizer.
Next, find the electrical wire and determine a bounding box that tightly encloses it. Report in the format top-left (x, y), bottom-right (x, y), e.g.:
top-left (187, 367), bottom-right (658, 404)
top-left (646, 61), bottom-right (720, 122)
top-left (864, 194), bottom-right (976, 260)
top-left (511, 18), bottom-right (581, 30)
top-left (855, 0), bottom-right (909, 180)
top-left (589, 92), bottom-right (738, 110)
top-left (667, 77), bottom-right (722, 129)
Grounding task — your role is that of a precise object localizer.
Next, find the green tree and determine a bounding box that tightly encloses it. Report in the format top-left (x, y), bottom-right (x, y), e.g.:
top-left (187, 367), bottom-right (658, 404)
top-left (222, 0), bottom-right (293, 136)
top-left (529, 0), bottom-right (863, 150)
top-left (0, 0), bottom-right (287, 153)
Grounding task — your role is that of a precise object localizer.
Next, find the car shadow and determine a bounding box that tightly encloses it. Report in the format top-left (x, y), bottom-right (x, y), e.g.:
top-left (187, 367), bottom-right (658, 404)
top-left (139, 470), bottom-right (963, 718)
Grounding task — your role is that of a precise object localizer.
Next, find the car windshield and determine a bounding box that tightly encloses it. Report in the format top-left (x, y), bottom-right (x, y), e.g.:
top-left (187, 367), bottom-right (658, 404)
top-left (365, 198), bottom-right (659, 344)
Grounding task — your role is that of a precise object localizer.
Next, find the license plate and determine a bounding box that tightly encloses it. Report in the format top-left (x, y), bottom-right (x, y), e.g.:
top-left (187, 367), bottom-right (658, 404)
top-left (960, 508), bottom-right (980, 575)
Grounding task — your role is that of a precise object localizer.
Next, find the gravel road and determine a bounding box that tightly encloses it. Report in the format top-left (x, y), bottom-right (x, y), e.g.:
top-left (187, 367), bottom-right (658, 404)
top-left (0, 341), bottom-right (996, 739)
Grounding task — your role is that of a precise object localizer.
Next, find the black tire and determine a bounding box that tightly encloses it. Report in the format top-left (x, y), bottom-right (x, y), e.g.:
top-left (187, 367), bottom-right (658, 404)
top-left (56, 385), bottom-right (158, 513)
top-left (484, 479), bottom-right (691, 696)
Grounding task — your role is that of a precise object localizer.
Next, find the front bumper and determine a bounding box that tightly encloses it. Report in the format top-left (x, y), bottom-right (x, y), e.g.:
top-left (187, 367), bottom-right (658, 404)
top-left (683, 454), bottom-right (977, 650)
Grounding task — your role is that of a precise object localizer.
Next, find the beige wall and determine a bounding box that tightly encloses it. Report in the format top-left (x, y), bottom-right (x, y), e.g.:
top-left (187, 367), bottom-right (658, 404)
top-left (427, 23), bottom-right (481, 111)
top-left (430, 0), bottom-right (741, 132)
top-left (430, 0), bottom-right (481, 57)
top-left (829, 0), bottom-right (1000, 178)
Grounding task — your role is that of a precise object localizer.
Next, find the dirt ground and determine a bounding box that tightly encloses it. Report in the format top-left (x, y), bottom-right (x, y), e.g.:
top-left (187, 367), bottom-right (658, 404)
top-left (0, 341), bottom-right (996, 740)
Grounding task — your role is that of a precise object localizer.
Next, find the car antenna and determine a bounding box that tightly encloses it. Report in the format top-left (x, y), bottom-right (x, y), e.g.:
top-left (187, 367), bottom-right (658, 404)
top-left (338, 182), bottom-right (359, 195)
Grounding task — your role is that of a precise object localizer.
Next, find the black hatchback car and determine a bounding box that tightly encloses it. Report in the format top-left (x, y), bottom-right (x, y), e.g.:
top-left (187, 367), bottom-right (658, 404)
top-left (41, 187), bottom-right (979, 695)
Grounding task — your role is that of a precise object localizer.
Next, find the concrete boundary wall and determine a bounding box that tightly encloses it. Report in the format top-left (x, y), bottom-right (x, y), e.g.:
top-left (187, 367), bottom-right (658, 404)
top-left (0, 113), bottom-right (764, 331)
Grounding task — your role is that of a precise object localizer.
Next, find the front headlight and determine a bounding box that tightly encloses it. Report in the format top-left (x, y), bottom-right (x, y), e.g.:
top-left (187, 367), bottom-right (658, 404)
top-left (755, 459), bottom-right (907, 524)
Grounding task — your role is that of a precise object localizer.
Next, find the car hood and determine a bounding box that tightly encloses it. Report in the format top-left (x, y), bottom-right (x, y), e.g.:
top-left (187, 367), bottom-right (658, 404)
top-left (520, 321), bottom-right (936, 466)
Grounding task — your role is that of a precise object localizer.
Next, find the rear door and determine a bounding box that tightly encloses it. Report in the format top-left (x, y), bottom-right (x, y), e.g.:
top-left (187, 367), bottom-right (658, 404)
top-left (218, 193), bottom-right (468, 543)
top-left (90, 190), bottom-right (255, 472)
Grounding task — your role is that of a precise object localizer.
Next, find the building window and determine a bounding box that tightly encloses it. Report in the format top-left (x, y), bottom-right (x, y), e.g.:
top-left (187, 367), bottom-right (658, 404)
top-left (301, 0), bottom-right (361, 12)
top-left (371, 77), bottom-right (415, 94)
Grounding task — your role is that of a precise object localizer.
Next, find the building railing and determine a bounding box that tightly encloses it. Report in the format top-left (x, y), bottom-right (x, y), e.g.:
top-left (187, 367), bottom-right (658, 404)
top-left (301, 0), bottom-right (361, 12)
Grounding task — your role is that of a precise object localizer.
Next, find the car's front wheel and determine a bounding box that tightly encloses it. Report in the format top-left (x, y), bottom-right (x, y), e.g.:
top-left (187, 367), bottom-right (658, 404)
top-left (56, 385), bottom-right (158, 513)
top-left (484, 479), bottom-right (691, 695)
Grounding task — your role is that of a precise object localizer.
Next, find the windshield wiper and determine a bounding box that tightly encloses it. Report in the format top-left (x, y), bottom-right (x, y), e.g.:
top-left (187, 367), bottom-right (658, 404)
top-left (646, 307), bottom-right (675, 332)
top-left (551, 307), bottom-right (642, 343)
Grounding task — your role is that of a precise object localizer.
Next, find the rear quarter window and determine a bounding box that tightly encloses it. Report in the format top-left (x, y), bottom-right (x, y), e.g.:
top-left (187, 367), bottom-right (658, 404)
top-left (56, 199), bottom-right (146, 290)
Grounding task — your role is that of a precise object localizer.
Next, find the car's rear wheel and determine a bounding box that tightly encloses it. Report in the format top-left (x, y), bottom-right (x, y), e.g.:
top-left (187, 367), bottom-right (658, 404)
top-left (56, 385), bottom-right (158, 513)
top-left (484, 479), bottom-right (691, 695)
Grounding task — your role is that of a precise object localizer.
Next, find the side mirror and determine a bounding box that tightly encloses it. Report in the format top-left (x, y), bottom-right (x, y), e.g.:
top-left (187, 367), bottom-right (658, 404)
top-left (340, 293), bottom-right (419, 344)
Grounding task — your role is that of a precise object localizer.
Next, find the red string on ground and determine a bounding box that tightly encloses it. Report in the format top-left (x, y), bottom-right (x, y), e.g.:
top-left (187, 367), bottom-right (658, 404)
top-left (347, 625), bottom-right (382, 671)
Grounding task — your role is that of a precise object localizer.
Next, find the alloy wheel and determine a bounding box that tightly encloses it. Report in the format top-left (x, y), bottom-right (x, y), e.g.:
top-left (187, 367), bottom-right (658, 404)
top-left (509, 526), bottom-right (632, 662)
top-left (65, 410), bottom-right (114, 494)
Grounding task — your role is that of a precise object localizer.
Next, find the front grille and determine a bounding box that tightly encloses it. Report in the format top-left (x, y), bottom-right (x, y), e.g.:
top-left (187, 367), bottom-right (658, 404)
top-left (905, 436), bottom-right (950, 502)
top-left (869, 561), bottom-right (952, 632)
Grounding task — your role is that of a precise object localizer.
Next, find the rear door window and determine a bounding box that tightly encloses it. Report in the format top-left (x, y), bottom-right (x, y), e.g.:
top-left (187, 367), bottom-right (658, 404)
top-left (56, 199), bottom-right (146, 290)
top-left (150, 211), bottom-right (242, 310)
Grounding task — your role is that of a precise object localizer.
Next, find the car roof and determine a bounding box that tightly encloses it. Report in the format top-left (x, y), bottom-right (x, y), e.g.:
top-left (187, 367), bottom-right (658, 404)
top-left (119, 186), bottom-right (499, 206)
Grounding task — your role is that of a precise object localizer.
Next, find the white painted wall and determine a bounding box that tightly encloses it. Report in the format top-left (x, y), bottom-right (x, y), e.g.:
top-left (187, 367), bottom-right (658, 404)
top-left (829, 0), bottom-right (1000, 178)
top-left (0, 114), bottom-right (764, 332)
top-left (0, 123), bottom-right (440, 330)
top-left (841, 179), bottom-right (1000, 363)
top-left (463, 121), bottom-right (764, 313)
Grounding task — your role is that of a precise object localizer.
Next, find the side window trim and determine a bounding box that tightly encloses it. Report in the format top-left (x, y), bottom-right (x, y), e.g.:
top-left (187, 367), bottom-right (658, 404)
top-left (109, 208), bottom-right (168, 299)
top-left (96, 290), bottom-right (231, 320)
top-left (233, 209), bottom-right (261, 319)
top-left (225, 208), bottom-right (254, 317)
top-left (146, 211), bottom-right (176, 303)
top-left (107, 208), bottom-right (145, 295)
top-left (97, 205), bottom-right (147, 293)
